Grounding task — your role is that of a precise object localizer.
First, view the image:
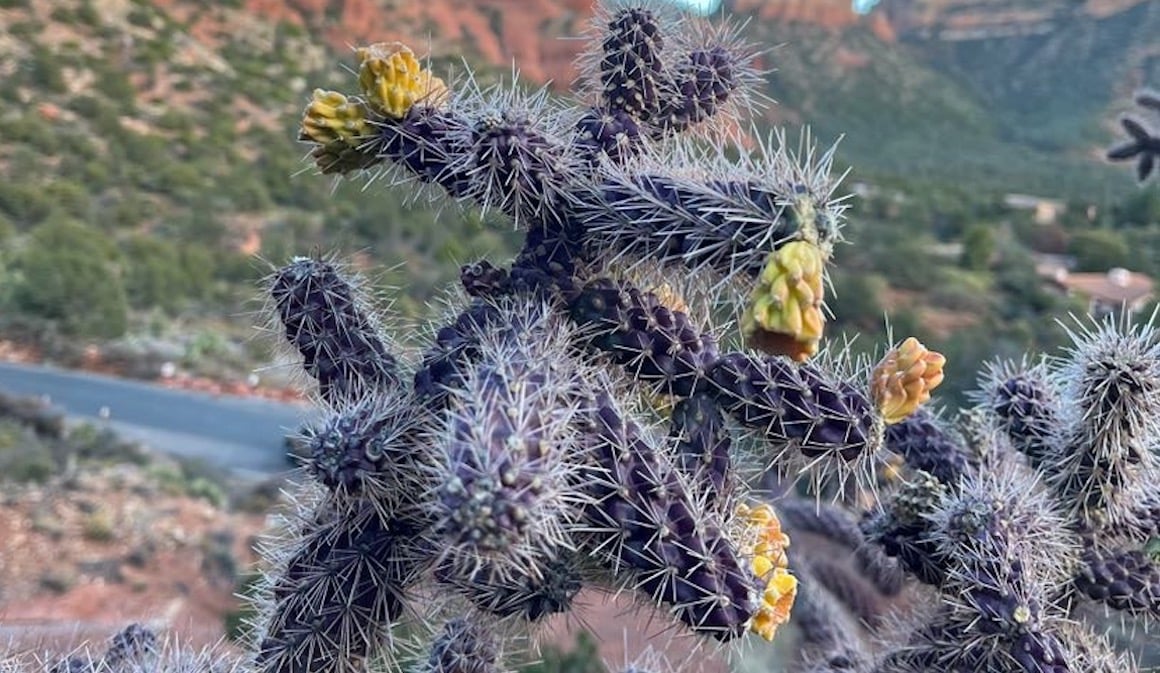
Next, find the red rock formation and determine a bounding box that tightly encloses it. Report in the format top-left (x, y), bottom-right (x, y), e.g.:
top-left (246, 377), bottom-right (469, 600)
top-left (152, 0), bottom-right (1153, 92)
top-left (729, 0), bottom-right (859, 29)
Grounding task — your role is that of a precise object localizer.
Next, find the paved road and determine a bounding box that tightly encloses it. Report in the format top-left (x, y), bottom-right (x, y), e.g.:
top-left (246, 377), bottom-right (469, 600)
top-left (0, 362), bottom-right (312, 478)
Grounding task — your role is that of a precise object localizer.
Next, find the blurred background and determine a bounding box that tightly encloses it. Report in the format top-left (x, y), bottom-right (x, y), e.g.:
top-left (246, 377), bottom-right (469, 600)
top-left (0, 0), bottom-right (1156, 669)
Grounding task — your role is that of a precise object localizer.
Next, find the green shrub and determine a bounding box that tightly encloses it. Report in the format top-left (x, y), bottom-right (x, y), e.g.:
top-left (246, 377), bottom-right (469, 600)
top-left (1068, 228), bottom-right (1131, 272)
top-left (13, 219), bottom-right (129, 338)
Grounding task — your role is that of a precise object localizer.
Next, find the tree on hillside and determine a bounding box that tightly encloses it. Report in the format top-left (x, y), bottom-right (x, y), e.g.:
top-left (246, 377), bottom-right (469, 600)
top-left (959, 223), bottom-right (995, 270)
top-left (1067, 228), bottom-right (1132, 272)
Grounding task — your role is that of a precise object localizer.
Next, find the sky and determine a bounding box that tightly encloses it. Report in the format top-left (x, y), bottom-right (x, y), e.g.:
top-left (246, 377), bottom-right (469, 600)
top-left (852, 0), bottom-right (881, 13)
top-left (665, 0), bottom-right (722, 13)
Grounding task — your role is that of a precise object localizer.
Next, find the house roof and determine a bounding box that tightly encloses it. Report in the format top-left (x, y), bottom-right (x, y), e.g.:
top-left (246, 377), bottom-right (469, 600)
top-left (1054, 268), bottom-right (1155, 305)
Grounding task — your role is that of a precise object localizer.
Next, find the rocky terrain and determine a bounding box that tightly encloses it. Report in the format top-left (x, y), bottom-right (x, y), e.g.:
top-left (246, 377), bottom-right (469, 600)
top-left (0, 462), bottom-right (268, 653)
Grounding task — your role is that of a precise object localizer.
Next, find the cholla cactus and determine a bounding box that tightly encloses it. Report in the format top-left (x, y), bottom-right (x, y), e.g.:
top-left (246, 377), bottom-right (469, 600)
top-left (3, 624), bottom-right (242, 673)
top-left (8, 3), bottom-right (1160, 673)
top-left (253, 2), bottom-right (955, 671)
top-left (787, 315), bottom-right (1160, 672)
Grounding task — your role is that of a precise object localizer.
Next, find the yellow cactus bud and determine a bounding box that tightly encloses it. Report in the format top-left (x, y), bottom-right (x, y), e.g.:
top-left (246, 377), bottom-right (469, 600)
top-left (870, 337), bottom-right (946, 424)
top-left (743, 241), bottom-right (827, 362)
top-left (300, 89), bottom-right (371, 147)
top-left (357, 42), bottom-right (448, 119)
top-left (737, 503), bottom-right (797, 641)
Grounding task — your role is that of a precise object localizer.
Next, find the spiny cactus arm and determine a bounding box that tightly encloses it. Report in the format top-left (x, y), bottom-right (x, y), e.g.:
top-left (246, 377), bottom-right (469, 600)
top-left (302, 43), bottom-right (579, 230)
top-left (1073, 542), bottom-right (1160, 621)
top-left (652, 15), bottom-right (765, 140)
top-left (656, 44), bottom-right (749, 134)
top-left (250, 502), bottom-right (427, 673)
top-left (37, 625), bottom-right (244, 673)
top-left (937, 527), bottom-right (1068, 673)
top-left (882, 408), bottom-right (971, 486)
top-left (1046, 318), bottom-right (1160, 523)
top-left (47, 624), bottom-right (158, 673)
top-left (577, 390), bottom-right (792, 642)
top-left (413, 300), bottom-right (508, 406)
top-left (268, 257), bottom-right (403, 406)
top-left (570, 165), bottom-right (841, 282)
top-left (592, 6), bottom-right (671, 123)
top-left (425, 356), bottom-right (581, 581)
top-left (706, 351), bottom-right (884, 483)
top-left (870, 537), bottom-right (1074, 673)
top-left (1105, 489), bottom-right (1160, 542)
top-left (573, 107), bottom-right (647, 165)
top-left (871, 459), bottom-right (1089, 673)
top-left (443, 87), bottom-right (584, 228)
top-left (374, 105), bottom-right (473, 196)
top-left (418, 618), bottom-right (507, 673)
top-left (859, 472), bottom-right (949, 587)
top-left (432, 551), bottom-right (584, 623)
top-left (297, 393), bottom-right (426, 512)
top-left (566, 275), bottom-right (900, 488)
top-left (580, 4), bottom-right (762, 138)
top-left (669, 392), bottom-right (733, 507)
top-left (873, 616), bottom-right (1071, 673)
top-left (567, 276), bottom-right (720, 398)
top-left (976, 359), bottom-right (1058, 470)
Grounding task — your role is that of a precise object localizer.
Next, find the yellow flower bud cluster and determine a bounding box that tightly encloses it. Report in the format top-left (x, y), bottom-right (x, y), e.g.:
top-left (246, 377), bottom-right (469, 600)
top-left (742, 240), bottom-right (826, 362)
top-left (301, 89), bottom-right (371, 145)
top-left (737, 503), bottom-right (797, 641)
top-left (298, 89), bottom-right (382, 175)
top-left (870, 337), bottom-right (946, 425)
top-left (357, 42), bottom-right (448, 119)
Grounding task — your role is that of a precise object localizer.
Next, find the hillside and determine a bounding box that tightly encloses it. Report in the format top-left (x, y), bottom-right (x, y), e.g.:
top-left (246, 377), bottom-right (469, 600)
top-left (0, 0), bottom-right (1150, 240)
top-left (0, 0), bottom-right (1155, 398)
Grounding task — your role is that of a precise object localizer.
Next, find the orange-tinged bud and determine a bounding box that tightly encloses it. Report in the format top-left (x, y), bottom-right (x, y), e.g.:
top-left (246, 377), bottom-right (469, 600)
top-left (737, 503), bottom-right (797, 641)
top-left (870, 337), bottom-right (946, 424)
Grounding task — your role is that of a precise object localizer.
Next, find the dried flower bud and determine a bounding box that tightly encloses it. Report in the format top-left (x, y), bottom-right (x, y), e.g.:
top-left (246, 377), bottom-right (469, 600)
top-left (871, 337), bottom-right (946, 425)
top-left (357, 42), bottom-right (448, 119)
top-left (742, 241), bottom-right (826, 362)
